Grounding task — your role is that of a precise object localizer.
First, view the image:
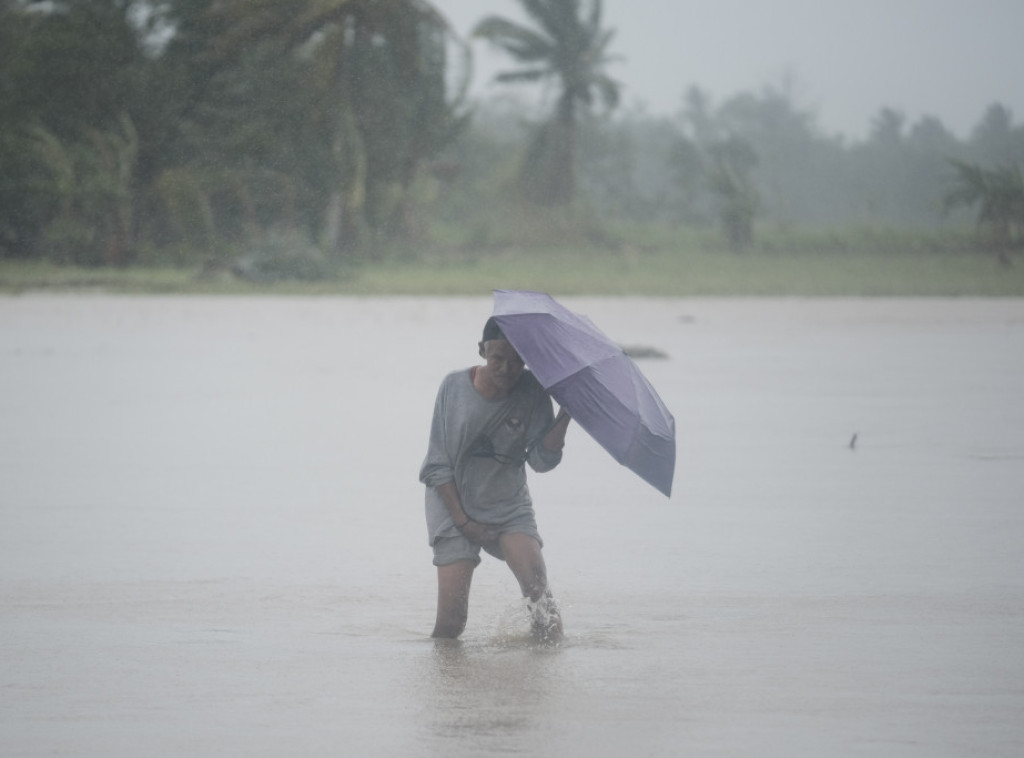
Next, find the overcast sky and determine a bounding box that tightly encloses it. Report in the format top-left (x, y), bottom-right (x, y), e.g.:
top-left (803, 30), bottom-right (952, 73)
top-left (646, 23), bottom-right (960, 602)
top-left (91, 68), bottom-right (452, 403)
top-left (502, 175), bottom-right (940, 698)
top-left (431, 0), bottom-right (1024, 140)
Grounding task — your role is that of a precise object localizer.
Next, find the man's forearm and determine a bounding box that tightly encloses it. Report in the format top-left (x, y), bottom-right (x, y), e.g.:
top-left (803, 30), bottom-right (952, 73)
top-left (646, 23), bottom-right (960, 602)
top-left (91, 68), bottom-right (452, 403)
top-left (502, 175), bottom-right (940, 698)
top-left (436, 481), bottom-right (469, 525)
top-left (542, 408), bottom-right (571, 452)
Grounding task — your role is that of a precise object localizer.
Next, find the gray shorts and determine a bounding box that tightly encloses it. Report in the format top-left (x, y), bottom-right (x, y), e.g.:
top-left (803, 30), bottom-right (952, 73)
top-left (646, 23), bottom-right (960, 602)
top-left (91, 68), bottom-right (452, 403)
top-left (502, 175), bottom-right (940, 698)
top-left (432, 509), bottom-right (543, 567)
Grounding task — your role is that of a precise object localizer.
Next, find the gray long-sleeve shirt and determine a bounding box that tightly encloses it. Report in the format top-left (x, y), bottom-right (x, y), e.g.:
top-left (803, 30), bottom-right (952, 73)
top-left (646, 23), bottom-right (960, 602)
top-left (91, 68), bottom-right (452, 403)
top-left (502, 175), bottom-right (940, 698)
top-left (419, 368), bottom-right (561, 544)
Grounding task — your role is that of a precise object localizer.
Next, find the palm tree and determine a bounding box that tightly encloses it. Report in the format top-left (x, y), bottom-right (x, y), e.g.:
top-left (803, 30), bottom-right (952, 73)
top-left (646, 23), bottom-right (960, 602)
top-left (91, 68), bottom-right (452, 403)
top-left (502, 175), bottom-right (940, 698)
top-left (474, 0), bottom-right (620, 205)
top-left (200, 0), bottom-right (469, 253)
top-left (944, 159), bottom-right (1024, 255)
top-left (706, 137), bottom-right (759, 251)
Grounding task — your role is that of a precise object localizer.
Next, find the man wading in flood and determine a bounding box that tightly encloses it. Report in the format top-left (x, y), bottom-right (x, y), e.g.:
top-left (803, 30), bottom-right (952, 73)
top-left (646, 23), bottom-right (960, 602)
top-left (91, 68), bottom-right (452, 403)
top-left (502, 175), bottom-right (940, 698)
top-left (419, 317), bottom-right (571, 642)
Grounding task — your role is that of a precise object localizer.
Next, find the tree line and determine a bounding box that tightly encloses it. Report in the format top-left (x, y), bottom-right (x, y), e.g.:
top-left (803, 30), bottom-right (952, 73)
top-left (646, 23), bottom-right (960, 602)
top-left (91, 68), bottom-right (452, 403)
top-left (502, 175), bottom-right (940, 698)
top-left (2, 0), bottom-right (1022, 271)
top-left (1, 0), bottom-right (470, 267)
top-left (564, 89), bottom-right (1024, 252)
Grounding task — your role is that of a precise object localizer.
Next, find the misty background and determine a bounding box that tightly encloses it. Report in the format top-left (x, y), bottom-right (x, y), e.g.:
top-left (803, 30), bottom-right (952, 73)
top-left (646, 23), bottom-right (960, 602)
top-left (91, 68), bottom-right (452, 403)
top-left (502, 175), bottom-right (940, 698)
top-left (1, 0), bottom-right (1022, 271)
top-left (439, 0), bottom-right (1024, 141)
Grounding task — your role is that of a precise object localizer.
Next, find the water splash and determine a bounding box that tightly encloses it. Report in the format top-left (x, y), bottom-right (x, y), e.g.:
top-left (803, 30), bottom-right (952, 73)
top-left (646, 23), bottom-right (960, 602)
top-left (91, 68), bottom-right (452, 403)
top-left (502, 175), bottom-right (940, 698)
top-left (488, 595), bottom-right (563, 646)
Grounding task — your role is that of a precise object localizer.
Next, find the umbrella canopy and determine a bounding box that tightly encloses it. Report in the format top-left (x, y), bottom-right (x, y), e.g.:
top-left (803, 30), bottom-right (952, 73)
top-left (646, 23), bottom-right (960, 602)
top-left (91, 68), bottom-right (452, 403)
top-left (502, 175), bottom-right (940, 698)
top-left (492, 290), bottom-right (676, 497)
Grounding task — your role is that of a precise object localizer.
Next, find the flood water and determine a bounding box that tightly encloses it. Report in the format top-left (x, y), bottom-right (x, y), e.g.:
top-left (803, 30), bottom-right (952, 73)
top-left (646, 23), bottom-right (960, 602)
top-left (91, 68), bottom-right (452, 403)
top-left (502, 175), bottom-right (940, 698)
top-left (2, 295), bottom-right (1023, 756)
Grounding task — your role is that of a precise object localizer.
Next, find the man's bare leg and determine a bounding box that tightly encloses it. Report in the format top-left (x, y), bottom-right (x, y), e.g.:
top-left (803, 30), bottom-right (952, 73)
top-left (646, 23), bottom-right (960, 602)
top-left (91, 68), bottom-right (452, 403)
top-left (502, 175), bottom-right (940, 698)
top-left (500, 532), bottom-right (563, 642)
top-left (432, 560), bottom-right (475, 638)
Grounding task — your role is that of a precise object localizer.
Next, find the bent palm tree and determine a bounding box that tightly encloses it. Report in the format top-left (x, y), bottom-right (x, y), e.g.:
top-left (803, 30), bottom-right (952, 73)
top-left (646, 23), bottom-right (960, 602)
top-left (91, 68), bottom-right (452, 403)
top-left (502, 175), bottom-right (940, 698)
top-left (944, 159), bottom-right (1024, 252)
top-left (474, 0), bottom-right (620, 205)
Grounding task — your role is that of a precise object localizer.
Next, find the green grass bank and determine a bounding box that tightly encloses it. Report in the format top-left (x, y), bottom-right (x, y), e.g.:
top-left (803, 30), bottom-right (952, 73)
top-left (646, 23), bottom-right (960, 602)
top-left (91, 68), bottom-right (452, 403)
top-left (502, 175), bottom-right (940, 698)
top-left (2, 244), bottom-right (1022, 297)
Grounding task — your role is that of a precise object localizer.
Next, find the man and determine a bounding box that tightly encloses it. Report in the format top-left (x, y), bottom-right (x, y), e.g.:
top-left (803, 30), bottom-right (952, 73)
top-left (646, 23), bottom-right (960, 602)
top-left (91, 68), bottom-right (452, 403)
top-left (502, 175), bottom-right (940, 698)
top-left (420, 317), bottom-right (571, 641)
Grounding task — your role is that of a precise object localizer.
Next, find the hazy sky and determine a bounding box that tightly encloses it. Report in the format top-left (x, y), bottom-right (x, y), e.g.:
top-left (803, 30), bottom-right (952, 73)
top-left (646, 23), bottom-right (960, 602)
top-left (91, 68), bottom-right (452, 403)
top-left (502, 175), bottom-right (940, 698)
top-left (432, 0), bottom-right (1024, 140)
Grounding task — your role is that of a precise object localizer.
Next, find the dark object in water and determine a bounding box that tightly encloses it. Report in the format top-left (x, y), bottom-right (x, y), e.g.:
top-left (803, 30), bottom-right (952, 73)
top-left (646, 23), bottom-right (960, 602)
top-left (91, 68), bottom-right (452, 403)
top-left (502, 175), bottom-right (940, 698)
top-left (620, 344), bottom-right (669, 360)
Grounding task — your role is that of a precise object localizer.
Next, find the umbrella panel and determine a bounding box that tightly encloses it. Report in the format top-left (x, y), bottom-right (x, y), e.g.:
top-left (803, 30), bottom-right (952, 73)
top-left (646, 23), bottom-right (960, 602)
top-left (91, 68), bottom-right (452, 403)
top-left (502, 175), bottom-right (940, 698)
top-left (548, 354), bottom-right (675, 496)
top-left (493, 312), bottom-right (623, 388)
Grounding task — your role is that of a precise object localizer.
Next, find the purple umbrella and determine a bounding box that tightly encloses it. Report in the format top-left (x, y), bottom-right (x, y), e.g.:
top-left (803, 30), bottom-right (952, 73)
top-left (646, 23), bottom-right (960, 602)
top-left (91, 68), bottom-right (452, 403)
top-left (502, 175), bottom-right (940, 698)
top-left (492, 290), bottom-right (676, 497)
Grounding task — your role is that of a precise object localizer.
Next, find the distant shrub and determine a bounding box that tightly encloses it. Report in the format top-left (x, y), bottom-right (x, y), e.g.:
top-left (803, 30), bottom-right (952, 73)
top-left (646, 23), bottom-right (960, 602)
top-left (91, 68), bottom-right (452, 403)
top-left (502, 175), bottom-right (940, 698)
top-left (230, 234), bottom-right (330, 282)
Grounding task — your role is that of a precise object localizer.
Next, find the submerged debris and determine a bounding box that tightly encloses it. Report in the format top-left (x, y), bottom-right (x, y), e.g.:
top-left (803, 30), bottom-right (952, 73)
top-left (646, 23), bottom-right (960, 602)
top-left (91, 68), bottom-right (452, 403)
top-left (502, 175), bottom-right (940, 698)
top-left (620, 344), bottom-right (669, 360)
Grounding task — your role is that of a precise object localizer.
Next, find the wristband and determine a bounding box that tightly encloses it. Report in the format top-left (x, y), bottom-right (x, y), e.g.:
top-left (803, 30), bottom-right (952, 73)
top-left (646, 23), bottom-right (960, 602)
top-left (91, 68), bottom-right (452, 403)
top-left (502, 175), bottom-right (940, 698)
top-left (456, 518), bottom-right (471, 529)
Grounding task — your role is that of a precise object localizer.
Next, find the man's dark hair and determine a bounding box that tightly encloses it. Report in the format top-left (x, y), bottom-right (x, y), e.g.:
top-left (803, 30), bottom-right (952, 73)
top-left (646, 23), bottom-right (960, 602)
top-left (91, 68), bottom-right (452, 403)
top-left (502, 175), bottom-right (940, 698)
top-left (482, 317), bottom-right (505, 342)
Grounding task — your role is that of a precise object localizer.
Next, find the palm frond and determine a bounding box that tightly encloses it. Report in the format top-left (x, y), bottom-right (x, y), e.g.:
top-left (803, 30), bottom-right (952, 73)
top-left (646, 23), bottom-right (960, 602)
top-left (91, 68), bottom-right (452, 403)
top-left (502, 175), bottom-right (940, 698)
top-left (592, 27), bottom-right (618, 60)
top-left (592, 74), bottom-right (620, 110)
top-left (520, 0), bottom-right (575, 44)
top-left (494, 68), bottom-right (551, 84)
top-left (585, 0), bottom-right (602, 36)
top-left (943, 159), bottom-right (988, 214)
top-left (473, 16), bottom-right (554, 62)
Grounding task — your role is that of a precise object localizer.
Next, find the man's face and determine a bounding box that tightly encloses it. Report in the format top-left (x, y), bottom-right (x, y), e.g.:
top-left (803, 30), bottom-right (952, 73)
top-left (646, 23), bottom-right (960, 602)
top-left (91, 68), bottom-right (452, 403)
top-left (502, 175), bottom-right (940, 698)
top-left (480, 339), bottom-right (525, 391)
